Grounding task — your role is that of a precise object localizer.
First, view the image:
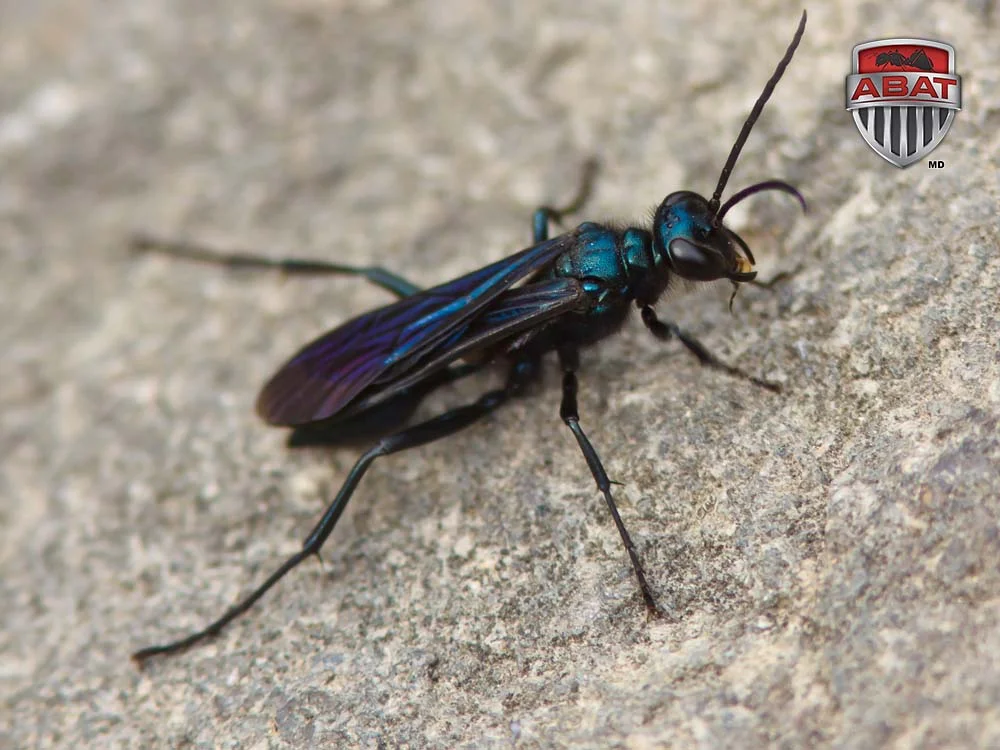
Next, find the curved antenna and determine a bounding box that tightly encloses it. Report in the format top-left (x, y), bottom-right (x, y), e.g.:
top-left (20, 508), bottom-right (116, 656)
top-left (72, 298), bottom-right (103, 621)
top-left (716, 179), bottom-right (807, 222)
top-left (708, 10), bottom-right (807, 217)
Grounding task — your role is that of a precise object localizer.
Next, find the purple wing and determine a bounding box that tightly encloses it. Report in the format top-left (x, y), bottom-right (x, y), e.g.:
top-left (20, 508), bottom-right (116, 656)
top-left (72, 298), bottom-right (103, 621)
top-left (348, 277), bottom-right (586, 414)
top-left (256, 235), bottom-right (574, 426)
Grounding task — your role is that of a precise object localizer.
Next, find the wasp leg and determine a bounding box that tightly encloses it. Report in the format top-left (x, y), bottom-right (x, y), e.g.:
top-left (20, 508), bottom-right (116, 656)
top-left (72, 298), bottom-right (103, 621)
top-left (557, 346), bottom-right (660, 616)
top-left (132, 357), bottom-right (539, 665)
top-left (129, 232), bottom-right (421, 298)
top-left (639, 304), bottom-right (780, 393)
top-left (531, 157), bottom-right (600, 242)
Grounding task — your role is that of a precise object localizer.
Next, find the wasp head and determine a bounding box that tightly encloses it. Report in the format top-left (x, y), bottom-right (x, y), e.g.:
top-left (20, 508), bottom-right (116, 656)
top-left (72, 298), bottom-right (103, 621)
top-left (653, 191), bottom-right (758, 283)
top-left (649, 11), bottom-right (807, 301)
top-left (653, 180), bottom-right (804, 286)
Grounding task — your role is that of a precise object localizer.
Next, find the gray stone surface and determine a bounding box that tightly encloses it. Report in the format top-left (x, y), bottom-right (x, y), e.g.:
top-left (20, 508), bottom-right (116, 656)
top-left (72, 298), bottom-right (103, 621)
top-left (2, 1), bottom-right (998, 747)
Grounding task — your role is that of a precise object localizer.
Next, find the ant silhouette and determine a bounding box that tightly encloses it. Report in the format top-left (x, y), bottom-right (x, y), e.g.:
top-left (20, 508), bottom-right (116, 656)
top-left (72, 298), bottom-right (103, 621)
top-left (875, 48), bottom-right (934, 71)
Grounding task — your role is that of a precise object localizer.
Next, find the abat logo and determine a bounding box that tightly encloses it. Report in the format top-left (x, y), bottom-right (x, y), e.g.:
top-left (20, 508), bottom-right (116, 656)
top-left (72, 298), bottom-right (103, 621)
top-left (846, 39), bottom-right (961, 168)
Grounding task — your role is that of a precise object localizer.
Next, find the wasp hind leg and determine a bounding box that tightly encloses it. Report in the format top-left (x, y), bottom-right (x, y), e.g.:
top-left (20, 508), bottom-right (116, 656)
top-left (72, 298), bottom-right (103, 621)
top-left (129, 232), bottom-right (422, 298)
top-left (132, 357), bottom-right (539, 665)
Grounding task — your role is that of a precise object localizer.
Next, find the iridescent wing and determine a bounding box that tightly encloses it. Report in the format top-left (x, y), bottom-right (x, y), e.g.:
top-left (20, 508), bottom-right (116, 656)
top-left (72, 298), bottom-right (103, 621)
top-left (256, 235), bottom-right (576, 426)
top-left (343, 276), bottom-right (586, 417)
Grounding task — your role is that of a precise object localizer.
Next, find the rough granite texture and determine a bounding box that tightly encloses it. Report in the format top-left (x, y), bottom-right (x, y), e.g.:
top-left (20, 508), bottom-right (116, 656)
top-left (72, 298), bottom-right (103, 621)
top-left (2, 1), bottom-right (998, 747)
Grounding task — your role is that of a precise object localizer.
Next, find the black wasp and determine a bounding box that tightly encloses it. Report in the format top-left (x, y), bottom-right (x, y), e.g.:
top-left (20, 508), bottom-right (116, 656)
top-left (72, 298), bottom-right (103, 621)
top-left (131, 12), bottom-right (807, 664)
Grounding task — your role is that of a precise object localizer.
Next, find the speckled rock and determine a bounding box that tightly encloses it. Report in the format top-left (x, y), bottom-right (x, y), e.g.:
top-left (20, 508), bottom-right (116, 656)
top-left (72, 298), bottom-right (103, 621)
top-left (2, 1), bottom-right (998, 747)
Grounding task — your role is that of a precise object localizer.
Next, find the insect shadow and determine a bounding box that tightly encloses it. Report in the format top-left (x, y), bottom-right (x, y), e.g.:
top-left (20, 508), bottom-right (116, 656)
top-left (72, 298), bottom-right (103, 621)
top-left (130, 11), bottom-right (808, 665)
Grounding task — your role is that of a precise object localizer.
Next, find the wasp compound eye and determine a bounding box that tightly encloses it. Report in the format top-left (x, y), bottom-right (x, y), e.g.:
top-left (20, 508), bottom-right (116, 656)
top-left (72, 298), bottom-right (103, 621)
top-left (667, 238), bottom-right (728, 281)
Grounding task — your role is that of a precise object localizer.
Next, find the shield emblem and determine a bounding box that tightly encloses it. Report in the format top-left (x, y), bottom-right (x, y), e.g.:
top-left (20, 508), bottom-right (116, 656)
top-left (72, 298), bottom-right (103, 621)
top-left (845, 39), bottom-right (962, 168)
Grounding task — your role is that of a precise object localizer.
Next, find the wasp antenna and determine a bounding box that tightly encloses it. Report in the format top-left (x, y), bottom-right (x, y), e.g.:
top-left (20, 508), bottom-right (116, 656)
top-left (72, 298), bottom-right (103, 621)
top-left (709, 10), bottom-right (807, 216)
top-left (716, 179), bottom-right (807, 222)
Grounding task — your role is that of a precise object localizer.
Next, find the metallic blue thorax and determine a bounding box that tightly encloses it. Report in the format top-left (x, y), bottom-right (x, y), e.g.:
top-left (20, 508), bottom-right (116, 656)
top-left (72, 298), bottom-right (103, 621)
top-left (548, 222), bottom-right (665, 314)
